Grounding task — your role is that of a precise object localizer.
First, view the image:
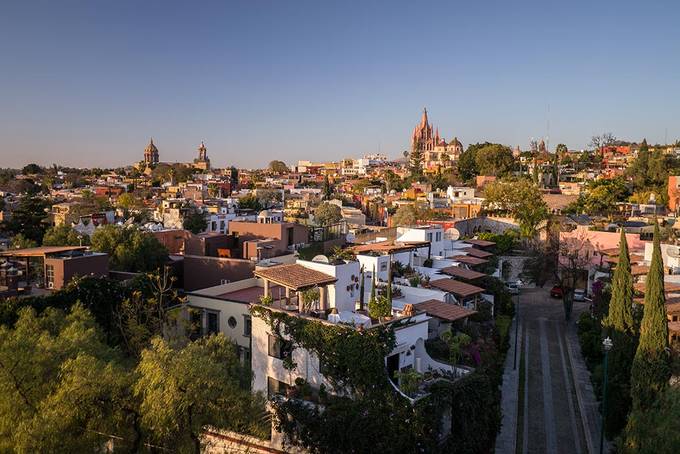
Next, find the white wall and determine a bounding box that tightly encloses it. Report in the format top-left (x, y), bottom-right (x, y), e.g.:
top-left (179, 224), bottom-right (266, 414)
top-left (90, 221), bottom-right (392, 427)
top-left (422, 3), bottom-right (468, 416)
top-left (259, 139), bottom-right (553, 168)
top-left (297, 259), bottom-right (361, 313)
top-left (185, 294), bottom-right (251, 349)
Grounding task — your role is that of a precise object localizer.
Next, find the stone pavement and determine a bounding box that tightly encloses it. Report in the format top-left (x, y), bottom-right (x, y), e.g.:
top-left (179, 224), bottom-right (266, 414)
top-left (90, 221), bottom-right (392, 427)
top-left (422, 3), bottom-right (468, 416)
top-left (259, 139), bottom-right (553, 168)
top-left (496, 287), bottom-right (605, 454)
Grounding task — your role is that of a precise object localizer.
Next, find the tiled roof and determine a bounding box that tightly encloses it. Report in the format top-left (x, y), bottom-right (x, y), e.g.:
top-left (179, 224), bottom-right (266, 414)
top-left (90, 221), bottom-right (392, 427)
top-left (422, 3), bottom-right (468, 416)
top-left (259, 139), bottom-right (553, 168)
top-left (440, 266), bottom-right (486, 281)
top-left (630, 265), bottom-right (650, 276)
top-left (668, 321), bottom-right (680, 333)
top-left (352, 241), bottom-right (422, 254)
top-left (464, 239), bottom-right (495, 248)
top-left (414, 299), bottom-right (477, 322)
top-left (254, 264), bottom-right (337, 291)
top-left (634, 282), bottom-right (680, 294)
top-left (429, 278), bottom-right (484, 297)
top-left (463, 248), bottom-right (493, 258)
top-left (451, 255), bottom-right (488, 266)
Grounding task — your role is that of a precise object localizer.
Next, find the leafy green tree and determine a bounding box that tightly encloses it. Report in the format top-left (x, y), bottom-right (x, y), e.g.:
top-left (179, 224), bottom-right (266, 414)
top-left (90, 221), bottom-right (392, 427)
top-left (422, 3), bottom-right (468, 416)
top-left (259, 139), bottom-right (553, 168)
top-left (368, 295), bottom-right (391, 320)
top-left (42, 225), bottom-right (88, 246)
top-left (21, 163), bottom-right (43, 175)
top-left (135, 335), bottom-right (261, 453)
top-left (457, 144), bottom-right (482, 183)
top-left (630, 223), bottom-right (670, 410)
top-left (622, 386), bottom-right (680, 453)
top-left (182, 206), bottom-right (208, 234)
top-left (9, 233), bottom-right (37, 249)
top-left (91, 225), bottom-right (168, 272)
top-left (555, 143), bottom-right (568, 155)
top-left (116, 192), bottom-right (140, 211)
top-left (1, 195), bottom-right (50, 243)
top-left (268, 160), bottom-right (289, 174)
top-left (0, 304), bottom-right (136, 452)
top-left (482, 178), bottom-right (549, 238)
top-left (474, 144), bottom-right (515, 177)
top-left (391, 204), bottom-right (418, 227)
top-left (237, 194), bottom-right (262, 211)
top-left (314, 202), bottom-right (342, 226)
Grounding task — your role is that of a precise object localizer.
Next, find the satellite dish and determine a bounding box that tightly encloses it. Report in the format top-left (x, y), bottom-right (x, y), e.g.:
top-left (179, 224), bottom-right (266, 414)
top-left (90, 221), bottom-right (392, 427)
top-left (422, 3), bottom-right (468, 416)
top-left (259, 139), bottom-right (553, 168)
top-left (446, 228), bottom-right (461, 241)
top-left (312, 255), bottom-right (330, 263)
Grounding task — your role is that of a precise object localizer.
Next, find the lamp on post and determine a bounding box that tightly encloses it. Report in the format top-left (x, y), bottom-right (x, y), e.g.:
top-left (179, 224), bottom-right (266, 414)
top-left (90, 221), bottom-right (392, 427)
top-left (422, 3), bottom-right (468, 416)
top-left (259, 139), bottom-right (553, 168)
top-left (599, 336), bottom-right (613, 454)
top-left (513, 279), bottom-right (523, 370)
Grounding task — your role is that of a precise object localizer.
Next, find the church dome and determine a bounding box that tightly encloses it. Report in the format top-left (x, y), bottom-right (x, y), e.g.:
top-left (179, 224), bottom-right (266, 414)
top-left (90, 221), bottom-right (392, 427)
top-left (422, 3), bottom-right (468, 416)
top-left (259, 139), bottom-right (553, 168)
top-left (145, 138), bottom-right (158, 153)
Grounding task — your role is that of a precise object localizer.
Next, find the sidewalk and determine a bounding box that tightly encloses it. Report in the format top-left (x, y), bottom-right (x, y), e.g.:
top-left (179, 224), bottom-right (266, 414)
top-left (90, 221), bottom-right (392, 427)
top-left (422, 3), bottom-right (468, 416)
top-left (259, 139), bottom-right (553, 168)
top-left (495, 316), bottom-right (521, 454)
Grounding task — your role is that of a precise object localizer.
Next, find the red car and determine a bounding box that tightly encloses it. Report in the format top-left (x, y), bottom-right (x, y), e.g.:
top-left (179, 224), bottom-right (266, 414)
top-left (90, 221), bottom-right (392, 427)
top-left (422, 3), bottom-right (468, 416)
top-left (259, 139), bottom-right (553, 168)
top-left (550, 285), bottom-right (564, 298)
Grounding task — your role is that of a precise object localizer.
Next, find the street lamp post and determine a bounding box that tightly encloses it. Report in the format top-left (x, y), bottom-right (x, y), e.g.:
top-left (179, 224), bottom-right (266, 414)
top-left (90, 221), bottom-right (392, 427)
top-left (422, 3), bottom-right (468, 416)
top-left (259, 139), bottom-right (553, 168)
top-left (513, 280), bottom-right (523, 370)
top-left (600, 336), bottom-right (613, 454)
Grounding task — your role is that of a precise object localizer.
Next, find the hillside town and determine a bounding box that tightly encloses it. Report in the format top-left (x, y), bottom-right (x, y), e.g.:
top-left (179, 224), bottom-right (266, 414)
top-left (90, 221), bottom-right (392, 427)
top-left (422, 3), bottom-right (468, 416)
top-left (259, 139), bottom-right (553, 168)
top-left (1, 105), bottom-right (680, 452)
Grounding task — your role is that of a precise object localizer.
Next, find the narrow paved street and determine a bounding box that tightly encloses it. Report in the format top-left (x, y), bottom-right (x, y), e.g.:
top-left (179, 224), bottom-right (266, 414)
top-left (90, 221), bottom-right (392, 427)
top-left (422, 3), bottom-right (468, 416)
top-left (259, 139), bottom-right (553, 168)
top-left (497, 287), bottom-right (603, 454)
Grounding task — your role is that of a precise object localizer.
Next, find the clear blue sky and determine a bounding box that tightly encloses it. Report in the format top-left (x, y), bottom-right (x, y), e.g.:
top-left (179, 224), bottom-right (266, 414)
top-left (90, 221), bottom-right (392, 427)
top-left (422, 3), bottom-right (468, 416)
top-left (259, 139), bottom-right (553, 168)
top-left (1, 0), bottom-right (678, 169)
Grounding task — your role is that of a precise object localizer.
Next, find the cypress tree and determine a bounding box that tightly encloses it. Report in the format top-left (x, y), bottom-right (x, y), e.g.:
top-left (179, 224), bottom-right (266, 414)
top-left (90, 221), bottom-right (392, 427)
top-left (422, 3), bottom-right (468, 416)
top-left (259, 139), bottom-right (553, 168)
top-left (386, 258), bottom-right (392, 306)
top-left (604, 228), bottom-right (635, 334)
top-left (602, 228), bottom-right (637, 436)
top-left (369, 265), bottom-right (376, 305)
top-left (359, 265), bottom-right (365, 311)
top-left (630, 223), bottom-right (670, 410)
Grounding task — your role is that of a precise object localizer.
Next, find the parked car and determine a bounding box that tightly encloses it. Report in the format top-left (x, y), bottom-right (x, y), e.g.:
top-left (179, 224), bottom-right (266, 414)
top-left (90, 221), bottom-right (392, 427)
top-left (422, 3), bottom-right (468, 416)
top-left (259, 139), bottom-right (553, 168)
top-left (550, 285), bottom-right (564, 298)
top-left (506, 282), bottom-right (520, 295)
top-left (573, 289), bottom-right (586, 302)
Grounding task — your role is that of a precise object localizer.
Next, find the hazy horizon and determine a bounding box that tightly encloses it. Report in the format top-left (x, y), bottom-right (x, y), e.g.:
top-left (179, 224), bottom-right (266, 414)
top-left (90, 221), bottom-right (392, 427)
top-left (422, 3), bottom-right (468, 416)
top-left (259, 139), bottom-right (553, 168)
top-left (1, 0), bottom-right (679, 169)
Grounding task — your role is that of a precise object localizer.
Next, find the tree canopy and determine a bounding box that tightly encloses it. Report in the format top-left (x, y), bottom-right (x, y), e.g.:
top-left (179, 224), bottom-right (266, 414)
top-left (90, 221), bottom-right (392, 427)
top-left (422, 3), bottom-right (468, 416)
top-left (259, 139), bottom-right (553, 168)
top-left (482, 178), bottom-right (549, 238)
top-left (268, 160), bottom-right (289, 174)
top-left (182, 207), bottom-right (208, 234)
top-left (42, 225), bottom-right (89, 246)
top-left (90, 225), bottom-right (169, 272)
top-left (314, 202), bottom-right (342, 226)
top-left (391, 204), bottom-right (418, 227)
top-left (457, 142), bottom-right (514, 183)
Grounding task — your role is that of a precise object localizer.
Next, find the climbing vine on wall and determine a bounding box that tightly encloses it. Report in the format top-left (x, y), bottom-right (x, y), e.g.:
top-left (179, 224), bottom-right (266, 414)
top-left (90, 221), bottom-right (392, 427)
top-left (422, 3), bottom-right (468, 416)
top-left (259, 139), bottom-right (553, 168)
top-left (250, 306), bottom-right (397, 394)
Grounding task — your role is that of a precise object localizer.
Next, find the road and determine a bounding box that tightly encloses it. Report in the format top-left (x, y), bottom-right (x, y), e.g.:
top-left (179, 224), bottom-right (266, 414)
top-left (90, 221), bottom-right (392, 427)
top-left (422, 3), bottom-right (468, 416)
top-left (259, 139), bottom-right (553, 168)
top-left (497, 287), bottom-right (603, 454)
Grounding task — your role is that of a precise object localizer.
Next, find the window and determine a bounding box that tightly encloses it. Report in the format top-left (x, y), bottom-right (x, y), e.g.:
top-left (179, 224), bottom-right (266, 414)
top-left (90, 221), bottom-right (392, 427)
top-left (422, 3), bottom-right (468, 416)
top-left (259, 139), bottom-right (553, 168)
top-left (189, 309), bottom-right (203, 340)
top-left (427, 233), bottom-right (433, 242)
top-left (211, 221), bottom-right (217, 231)
top-left (45, 264), bottom-right (54, 287)
top-left (239, 347), bottom-right (252, 365)
top-left (206, 311), bottom-right (219, 335)
top-left (267, 376), bottom-right (289, 398)
top-left (436, 232), bottom-right (442, 242)
top-left (243, 315), bottom-right (252, 336)
top-left (380, 261), bottom-right (388, 272)
top-left (228, 316), bottom-right (237, 329)
top-left (268, 334), bottom-right (292, 359)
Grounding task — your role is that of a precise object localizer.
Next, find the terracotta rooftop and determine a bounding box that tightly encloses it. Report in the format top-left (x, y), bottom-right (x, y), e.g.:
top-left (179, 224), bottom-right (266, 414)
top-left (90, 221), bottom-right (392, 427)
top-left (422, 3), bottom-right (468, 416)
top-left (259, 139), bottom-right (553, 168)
top-left (254, 264), bottom-right (337, 291)
top-left (604, 254), bottom-right (645, 265)
top-left (463, 248), bottom-right (493, 258)
top-left (634, 281), bottom-right (680, 294)
top-left (451, 255), bottom-right (489, 266)
top-left (668, 321), bottom-right (680, 333)
top-left (464, 239), bottom-right (495, 248)
top-left (352, 241), bottom-right (422, 254)
top-left (440, 266), bottom-right (486, 281)
top-left (630, 265), bottom-right (650, 276)
top-left (429, 278), bottom-right (485, 297)
top-left (413, 299), bottom-right (477, 322)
